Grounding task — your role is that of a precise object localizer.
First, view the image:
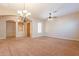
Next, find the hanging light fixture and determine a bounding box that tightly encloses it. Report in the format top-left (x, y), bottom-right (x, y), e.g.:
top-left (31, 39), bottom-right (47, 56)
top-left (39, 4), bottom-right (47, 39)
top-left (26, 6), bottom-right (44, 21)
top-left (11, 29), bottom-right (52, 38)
top-left (48, 8), bottom-right (58, 21)
top-left (48, 12), bottom-right (52, 20)
top-left (17, 3), bottom-right (31, 23)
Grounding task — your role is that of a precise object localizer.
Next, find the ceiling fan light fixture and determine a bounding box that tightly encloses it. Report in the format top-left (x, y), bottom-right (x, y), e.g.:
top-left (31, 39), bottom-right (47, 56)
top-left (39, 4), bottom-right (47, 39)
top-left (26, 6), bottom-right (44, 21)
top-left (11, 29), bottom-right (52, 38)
top-left (48, 12), bottom-right (52, 20)
top-left (48, 16), bottom-right (52, 19)
top-left (48, 18), bottom-right (52, 20)
top-left (53, 16), bottom-right (57, 18)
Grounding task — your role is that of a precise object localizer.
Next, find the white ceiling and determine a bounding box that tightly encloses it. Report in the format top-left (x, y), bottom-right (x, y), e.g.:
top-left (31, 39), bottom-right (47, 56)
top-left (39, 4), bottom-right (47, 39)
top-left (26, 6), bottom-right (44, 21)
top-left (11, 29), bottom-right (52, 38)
top-left (0, 3), bottom-right (79, 19)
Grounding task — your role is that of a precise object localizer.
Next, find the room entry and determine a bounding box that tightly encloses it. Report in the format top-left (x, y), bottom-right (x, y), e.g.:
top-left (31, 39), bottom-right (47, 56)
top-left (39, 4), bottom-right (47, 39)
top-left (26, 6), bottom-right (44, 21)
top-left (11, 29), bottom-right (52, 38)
top-left (6, 20), bottom-right (16, 38)
top-left (27, 22), bottom-right (30, 37)
top-left (25, 20), bottom-right (32, 38)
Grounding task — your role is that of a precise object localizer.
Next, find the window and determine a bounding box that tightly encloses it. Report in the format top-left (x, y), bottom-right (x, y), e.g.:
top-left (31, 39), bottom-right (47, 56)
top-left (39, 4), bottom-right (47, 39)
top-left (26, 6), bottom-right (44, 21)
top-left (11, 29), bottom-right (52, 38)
top-left (37, 22), bottom-right (42, 33)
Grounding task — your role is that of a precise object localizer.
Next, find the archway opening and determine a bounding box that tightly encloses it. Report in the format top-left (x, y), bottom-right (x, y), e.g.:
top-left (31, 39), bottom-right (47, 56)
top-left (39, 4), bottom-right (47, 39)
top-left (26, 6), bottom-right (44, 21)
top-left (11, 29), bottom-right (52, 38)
top-left (6, 20), bottom-right (16, 38)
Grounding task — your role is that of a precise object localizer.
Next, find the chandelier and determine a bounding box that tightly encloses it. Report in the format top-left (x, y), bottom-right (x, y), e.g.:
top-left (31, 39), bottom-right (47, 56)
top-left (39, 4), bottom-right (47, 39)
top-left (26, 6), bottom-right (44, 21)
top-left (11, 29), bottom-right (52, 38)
top-left (17, 3), bottom-right (31, 23)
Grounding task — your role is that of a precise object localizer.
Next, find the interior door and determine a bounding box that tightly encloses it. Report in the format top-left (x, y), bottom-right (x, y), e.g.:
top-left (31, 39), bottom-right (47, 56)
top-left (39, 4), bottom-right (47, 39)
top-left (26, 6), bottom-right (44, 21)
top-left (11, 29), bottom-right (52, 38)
top-left (27, 22), bottom-right (30, 37)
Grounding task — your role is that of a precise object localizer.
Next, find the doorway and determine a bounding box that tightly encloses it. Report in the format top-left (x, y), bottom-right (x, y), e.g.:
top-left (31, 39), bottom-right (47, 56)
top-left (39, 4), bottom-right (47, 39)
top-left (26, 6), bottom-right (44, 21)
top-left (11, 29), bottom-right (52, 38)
top-left (27, 22), bottom-right (30, 37)
top-left (6, 20), bottom-right (16, 38)
top-left (25, 20), bottom-right (32, 38)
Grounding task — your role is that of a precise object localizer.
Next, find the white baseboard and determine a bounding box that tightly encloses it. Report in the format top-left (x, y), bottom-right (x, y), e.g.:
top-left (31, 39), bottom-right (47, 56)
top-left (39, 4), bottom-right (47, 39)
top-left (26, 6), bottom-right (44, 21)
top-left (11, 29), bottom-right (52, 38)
top-left (32, 35), bottom-right (43, 38)
top-left (32, 33), bottom-right (44, 38)
top-left (45, 34), bottom-right (79, 41)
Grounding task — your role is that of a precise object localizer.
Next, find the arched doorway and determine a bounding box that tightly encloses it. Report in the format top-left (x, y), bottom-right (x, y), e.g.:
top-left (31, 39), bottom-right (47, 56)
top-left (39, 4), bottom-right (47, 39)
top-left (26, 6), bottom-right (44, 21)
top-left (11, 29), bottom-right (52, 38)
top-left (6, 20), bottom-right (16, 38)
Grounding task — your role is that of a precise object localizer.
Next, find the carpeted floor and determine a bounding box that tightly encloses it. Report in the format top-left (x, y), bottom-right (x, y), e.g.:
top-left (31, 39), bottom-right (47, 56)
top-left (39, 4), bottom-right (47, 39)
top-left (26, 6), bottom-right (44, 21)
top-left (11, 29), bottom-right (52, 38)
top-left (0, 36), bottom-right (79, 56)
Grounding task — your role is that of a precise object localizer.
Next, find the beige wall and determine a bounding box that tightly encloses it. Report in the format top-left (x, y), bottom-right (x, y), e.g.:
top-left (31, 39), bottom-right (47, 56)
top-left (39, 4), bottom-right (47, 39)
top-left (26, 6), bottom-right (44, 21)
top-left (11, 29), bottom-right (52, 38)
top-left (45, 12), bottom-right (79, 41)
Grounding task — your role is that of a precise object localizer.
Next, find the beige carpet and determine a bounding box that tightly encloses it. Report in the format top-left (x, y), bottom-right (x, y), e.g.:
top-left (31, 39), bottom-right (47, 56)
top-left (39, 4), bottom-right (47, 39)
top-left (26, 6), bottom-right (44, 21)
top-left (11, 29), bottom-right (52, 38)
top-left (0, 36), bottom-right (79, 56)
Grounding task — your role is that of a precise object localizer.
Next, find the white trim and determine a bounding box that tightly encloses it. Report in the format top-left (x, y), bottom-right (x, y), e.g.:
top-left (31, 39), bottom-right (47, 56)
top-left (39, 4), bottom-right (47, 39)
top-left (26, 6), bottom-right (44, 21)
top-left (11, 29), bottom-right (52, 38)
top-left (45, 33), bottom-right (79, 41)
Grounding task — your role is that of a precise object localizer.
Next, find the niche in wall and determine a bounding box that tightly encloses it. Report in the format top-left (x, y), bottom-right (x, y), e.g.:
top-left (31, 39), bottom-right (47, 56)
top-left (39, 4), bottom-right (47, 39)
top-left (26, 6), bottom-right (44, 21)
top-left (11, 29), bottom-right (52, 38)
top-left (18, 22), bottom-right (23, 32)
top-left (18, 16), bottom-right (24, 32)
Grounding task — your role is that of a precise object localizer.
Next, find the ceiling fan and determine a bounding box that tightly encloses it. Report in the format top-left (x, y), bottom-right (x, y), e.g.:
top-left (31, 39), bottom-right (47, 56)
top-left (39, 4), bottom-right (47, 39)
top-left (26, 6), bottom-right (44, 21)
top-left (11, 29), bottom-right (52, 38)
top-left (47, 5), bottom-right (64, 21)
top-left (48, 9), bottom-right (58, 20)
